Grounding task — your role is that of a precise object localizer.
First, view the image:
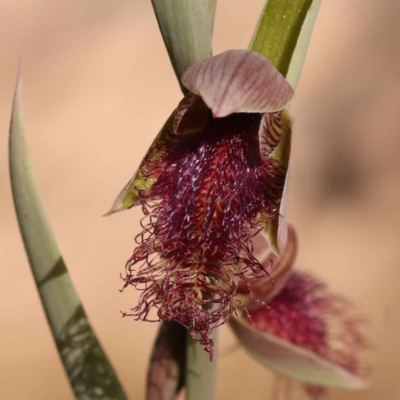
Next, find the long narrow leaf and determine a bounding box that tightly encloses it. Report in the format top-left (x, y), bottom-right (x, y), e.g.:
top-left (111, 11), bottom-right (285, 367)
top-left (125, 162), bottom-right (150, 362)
top-left (251, 0), bottom-right (320, 87)
top-left (9, 70), bottom-right (127, 400)
top-left (285, 0), bottom-right (321, 88)
top-left (250, 0), bottom-right (321, 252)
top-left (208, 0), bottom-right (218, 34)
top-left (151, 0), bottom-right (213, 91)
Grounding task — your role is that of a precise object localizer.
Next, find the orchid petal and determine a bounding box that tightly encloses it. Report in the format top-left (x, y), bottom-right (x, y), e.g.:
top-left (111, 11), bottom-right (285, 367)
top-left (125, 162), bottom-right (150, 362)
top-left (105, 113), bottom-right (174, 216)
top-left (173, 92), bottom-right (211, 136)
top-left (181, 49), bottom-right (293, 118)
top-left (246, 225), bottom-right (297, 309)
top-left (259, 111), bottom-right (284, 160)
top-left (259, 110), bottom-right (292, 255)
top-left (271, 110), bottom-right (291, 167)
top-left (230, 317), bottom-right (368, 390)
top-left (147, 322), bottom-right (186, 400)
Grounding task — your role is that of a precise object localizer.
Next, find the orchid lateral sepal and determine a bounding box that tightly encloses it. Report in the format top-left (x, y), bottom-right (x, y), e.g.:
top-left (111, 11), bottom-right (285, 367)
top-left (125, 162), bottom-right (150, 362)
top-left (105, 113), bottom-right (175, 216)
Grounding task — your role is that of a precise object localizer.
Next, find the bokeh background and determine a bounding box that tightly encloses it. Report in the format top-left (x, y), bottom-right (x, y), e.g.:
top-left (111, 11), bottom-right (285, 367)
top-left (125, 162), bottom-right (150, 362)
top-left (1, 1), bottom-right (400, 399)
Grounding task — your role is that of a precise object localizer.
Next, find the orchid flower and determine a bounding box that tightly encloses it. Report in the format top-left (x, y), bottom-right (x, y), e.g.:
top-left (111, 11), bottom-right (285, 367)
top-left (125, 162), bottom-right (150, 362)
top-left (107, 49), bottom-right (293, 357)
top-left (230, 227), bottom-right (368, 398)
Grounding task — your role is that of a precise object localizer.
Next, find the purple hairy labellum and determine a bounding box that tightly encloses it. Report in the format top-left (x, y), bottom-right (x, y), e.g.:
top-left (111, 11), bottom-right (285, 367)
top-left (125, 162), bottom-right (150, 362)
top-left (107, 50), bottom-right (294, 358)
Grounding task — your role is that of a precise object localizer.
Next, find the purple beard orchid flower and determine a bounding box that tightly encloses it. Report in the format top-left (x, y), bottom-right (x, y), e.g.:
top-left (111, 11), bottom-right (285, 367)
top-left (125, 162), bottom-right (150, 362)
top-left (107, 49), bottom-right (293, 357)
top-left (231, 227), bottom-right (368, 398)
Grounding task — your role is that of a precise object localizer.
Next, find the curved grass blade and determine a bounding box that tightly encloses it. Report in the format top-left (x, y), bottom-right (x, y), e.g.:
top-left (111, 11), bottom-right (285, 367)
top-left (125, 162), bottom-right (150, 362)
top-left (9, 69), bottom-right (127, 400)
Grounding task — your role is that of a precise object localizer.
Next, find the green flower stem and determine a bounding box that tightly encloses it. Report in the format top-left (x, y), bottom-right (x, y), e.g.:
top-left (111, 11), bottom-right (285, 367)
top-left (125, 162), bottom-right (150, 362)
top-left (9, 71), bottom-right (127, 400)
top-left (186, 331), bottom-right (218, 400)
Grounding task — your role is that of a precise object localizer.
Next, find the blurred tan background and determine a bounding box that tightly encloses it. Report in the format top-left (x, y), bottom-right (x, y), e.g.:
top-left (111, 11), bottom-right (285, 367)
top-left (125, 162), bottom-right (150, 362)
top-left (1, 1), bottom-right (400, 399)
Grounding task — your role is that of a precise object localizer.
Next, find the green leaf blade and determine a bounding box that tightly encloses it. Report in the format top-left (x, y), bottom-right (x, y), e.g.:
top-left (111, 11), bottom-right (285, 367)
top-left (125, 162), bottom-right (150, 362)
top-left (250, 0), bottom-right (321, 252)
top-left (251, 0), bottom-right (321, 87)
top-left (208, 0), bottom-right (218, 34)
top-left (9, 69), bottom-right (127, 400)
top-left (285, 0), bottom-right (321, 88)
top-left (151, 0), bottom-right (213, 92)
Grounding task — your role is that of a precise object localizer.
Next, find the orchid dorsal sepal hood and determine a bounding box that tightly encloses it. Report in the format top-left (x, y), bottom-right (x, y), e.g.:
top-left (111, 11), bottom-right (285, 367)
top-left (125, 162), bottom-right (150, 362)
top-left (230, 227), bottom-right (368, 396)
top-left (181, 49), bottom-right (293, 118)
top-left (106, 49), bottom-right (293, 251)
